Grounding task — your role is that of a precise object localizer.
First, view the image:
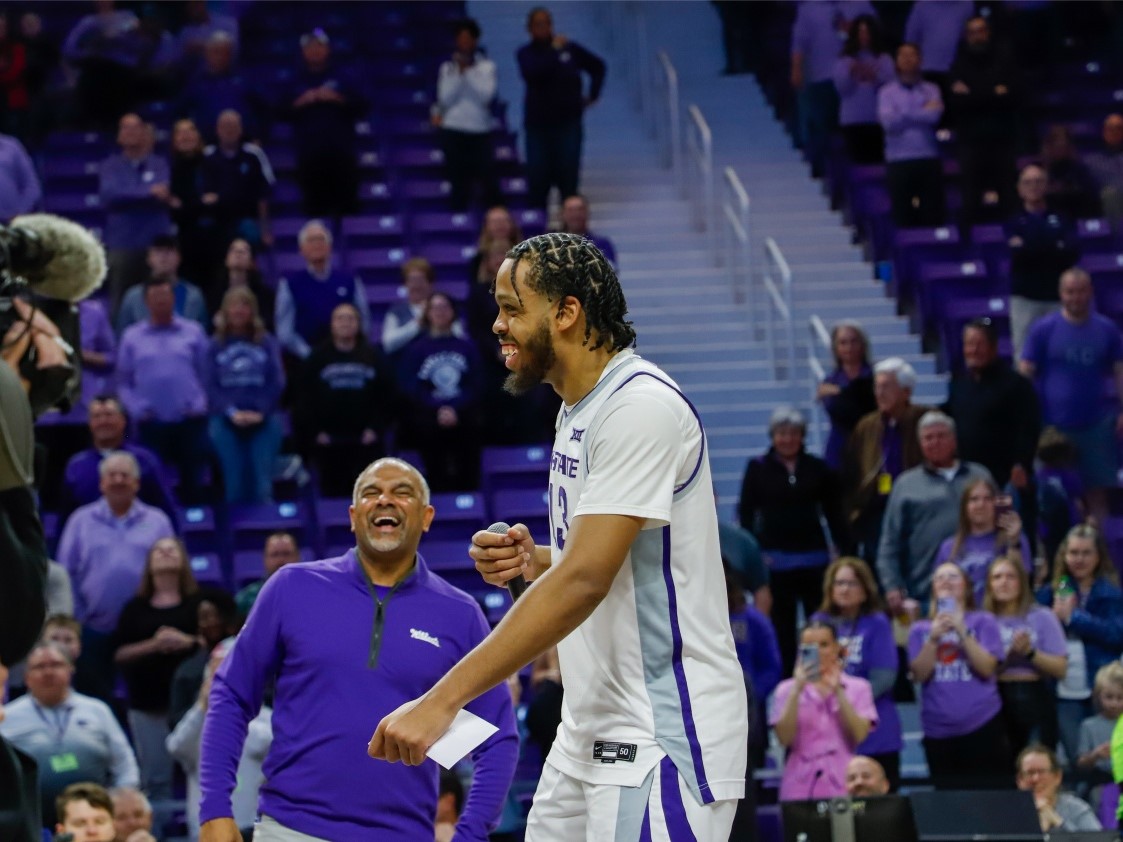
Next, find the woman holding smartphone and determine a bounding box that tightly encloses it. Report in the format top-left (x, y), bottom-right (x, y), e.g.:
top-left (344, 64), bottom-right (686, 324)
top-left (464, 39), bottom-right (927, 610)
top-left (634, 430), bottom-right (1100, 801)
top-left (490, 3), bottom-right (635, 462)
top-left (984, 556), bottom-right (1067, 757)
top-left (909, 562), bottom-right (1009, 789)
top-left (934, 477), bottom-right (1032, 605)
top-left (1035, 524), bottom-right (1123, 769)
top-left (810, 557), bottom-right (903, 789)
top-left (770, 621), bottom-right (877, 801)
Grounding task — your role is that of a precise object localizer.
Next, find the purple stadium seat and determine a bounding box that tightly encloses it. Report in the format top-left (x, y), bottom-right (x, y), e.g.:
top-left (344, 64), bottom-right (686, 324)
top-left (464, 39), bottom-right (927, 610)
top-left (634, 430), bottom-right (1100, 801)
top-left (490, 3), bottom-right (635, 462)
top-left (341, 214), bottom-right (406, 248)
top-left (358, 181), bottom-right (396, 213)
top-left (419, 538), bottom-right (473, 571)
top-left (412, 211), bottom-right (480, 247)
top-left (271, 181), bottom-right (303, 214)
top-left (917, 259), bottom-right (994, 332)
top-left (1077, 218), bottom-right (1114, 254)
top-left (1082, 253), bottom-right (1123, 290)
top-left (232, 550), bottom-right (266, 587)
top-left (939, 296), bottom-right (1011, 371)
top-left (180, 506), bottom-right (220, 554)
top-left (392, 146), bottom-right (444, 169)
top-left (269, 148), bottom-right (296, 174)
top-left (427, 491), bottom-right (487, 541)
top-left (1095, 284), bottom-right (1123, 331)
top-left (893, 226), bottom-right (963, 304)
top-left (424, 242), bottom-right (477, 273)
top-left (481, 445), bottom-right (551, 495)
top-left (270, 218), bottom-right (307, 252)
top-left (358, 151), bottom-right (388, 180)
top-left (229, 501), bottom-right (309, 552)
top-left (43, 192), bottom-right (101, 218)
top-left (969, 224), bottom-right (1008, 279)
top-left (42, 157), bottom-right (100, 192)
top-left (350, 246), bottom-right (411, 285)
top-left (436, 280), bottom-right (469, 303)
top-left (500, 177), bottom-right (529, 202)
top-left (189, 553), bottom-right (227, 589)
top-left (315, 497), bottom-right (353, 552)
top-left (273, 251), bottom-right (308, 278)
top-left (516, 209), bottom-right (547, 238)
top-left (383, 115), bottom-right (434, 138)
top-left (378, 88), bottom-right (432, 110)
top-left (489, 487), bottom-right (551, 541)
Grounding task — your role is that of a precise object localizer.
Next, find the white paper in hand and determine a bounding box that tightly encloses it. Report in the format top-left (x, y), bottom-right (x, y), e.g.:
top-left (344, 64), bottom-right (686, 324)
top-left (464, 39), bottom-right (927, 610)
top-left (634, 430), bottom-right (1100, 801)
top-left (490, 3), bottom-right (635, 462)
top-left (426, 709), bottom-right (499, 769)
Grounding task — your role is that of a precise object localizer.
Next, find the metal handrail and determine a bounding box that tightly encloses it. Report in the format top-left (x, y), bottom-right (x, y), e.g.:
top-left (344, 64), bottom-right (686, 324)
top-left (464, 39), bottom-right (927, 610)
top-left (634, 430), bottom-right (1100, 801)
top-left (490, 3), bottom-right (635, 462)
top-left (720, 167), bottom-right (751, 308)
top-left (762, 237), bottom-right (797, 399)
top-left (807, 315), bottom-right (832, 453)
top-left (654, 51), bottom-right (681, 185)
top-left (685, 104), bottom-right (715, 251)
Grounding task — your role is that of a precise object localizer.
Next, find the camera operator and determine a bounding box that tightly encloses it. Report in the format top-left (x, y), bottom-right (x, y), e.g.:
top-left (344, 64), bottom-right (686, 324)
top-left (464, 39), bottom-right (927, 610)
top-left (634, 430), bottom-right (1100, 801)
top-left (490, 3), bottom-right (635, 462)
top-left (0, 212), bottom-right (104, 840)
top-left (0, 334), bottom-right (50, 840)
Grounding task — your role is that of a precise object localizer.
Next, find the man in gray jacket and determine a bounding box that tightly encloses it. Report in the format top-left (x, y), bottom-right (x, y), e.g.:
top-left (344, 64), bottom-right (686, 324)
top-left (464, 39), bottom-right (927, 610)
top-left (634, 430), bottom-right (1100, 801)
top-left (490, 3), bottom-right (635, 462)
top-left (877, 411), bottom-right (993, 612)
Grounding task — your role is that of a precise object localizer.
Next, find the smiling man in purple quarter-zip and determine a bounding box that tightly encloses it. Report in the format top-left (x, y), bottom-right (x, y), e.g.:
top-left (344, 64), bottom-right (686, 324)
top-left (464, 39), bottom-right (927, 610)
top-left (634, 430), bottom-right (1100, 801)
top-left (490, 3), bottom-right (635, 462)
top-left (197, 458), bottom-right (517, 842)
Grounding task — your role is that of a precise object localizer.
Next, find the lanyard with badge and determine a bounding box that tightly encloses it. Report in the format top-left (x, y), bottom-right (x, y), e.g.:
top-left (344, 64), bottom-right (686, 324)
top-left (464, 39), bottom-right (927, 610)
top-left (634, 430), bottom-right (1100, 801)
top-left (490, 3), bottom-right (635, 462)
top-left (33, 702), bottom-right (80, 773)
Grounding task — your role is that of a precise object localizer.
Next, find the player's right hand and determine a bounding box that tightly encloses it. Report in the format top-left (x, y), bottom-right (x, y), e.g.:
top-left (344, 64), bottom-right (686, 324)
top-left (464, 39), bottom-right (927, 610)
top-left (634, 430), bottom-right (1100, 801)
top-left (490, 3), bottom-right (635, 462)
top-left (470, 523), bottom-right (535, 587)
top-left (199, 818), bottom-right (242, 842)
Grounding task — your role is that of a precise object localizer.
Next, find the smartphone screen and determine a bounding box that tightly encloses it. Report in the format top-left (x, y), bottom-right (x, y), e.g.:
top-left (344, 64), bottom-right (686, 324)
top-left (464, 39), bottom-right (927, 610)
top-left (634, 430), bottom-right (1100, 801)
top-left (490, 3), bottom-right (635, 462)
top-left (994, 494), bottom-right (1013, 520)
top-left (799, 643), bottom-right (820, 679)
top-left (936, 596), bottom-right (957, 615)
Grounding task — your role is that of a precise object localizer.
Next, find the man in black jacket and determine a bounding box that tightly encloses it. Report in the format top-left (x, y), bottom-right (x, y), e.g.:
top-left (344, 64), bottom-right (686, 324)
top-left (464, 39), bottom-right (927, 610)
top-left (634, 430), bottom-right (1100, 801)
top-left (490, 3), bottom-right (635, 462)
top-left (944, 318), bottom-right (1041, 552)
top-left (948, 15), bottom-right (1020, 226)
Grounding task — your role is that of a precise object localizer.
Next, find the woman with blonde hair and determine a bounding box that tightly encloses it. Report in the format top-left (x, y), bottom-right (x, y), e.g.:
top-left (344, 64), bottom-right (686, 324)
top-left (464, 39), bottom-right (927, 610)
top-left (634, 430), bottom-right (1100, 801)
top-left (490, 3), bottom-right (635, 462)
top-left (206, 286), bottom-right (285, 503)
top-left (1035, 524), bottom-right (1123, 769)
top-left (984, 555), bottom-right (1067, 757)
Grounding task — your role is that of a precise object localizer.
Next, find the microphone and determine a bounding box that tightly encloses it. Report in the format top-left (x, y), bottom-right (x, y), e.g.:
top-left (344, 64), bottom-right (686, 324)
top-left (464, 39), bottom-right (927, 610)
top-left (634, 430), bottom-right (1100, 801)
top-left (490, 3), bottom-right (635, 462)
top-left (808, 767), bottom-right (824, 800)
top-left (2, 214), bottom-right (107, 302)
top-left (487, 521), bottom-right (528, 601)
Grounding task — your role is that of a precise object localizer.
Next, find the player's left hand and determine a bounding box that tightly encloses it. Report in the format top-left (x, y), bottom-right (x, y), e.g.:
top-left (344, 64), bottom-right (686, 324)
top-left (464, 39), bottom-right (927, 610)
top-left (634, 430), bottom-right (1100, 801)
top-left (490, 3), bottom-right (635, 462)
top-left (368, 696), bottom-right (457, 766)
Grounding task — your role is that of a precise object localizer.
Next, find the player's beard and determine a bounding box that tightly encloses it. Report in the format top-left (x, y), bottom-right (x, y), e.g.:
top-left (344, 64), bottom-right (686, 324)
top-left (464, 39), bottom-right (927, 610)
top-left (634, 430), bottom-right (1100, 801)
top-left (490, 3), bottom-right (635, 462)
top-left (503, 315), bottom-right (556, 396)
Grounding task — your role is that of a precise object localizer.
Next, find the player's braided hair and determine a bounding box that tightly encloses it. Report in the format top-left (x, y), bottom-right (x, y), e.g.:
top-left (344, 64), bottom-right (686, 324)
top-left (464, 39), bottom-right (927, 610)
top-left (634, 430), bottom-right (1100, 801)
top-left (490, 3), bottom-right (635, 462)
top-left (505, 233), bottom-right (636, 352)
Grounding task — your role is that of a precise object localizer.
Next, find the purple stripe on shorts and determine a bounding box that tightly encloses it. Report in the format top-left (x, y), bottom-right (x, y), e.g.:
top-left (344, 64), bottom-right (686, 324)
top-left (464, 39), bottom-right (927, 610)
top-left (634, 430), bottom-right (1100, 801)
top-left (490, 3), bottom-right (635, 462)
top-left (660, 755), bottom-right (698, 841)
top-left (661, 526), bottom-right (713, 802)
top-left (639, 803), bottom-right (653, 842)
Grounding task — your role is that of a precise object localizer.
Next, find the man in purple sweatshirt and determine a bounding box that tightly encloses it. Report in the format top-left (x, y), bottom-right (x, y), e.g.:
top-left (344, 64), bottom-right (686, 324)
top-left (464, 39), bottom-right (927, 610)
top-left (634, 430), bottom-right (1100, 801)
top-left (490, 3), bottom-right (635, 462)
top-left (198, 458), bottom-right (517, 841)
top-left (116, 278), bottom-right (211, 504)
top-left (98, 113), bottom-right (173, 312)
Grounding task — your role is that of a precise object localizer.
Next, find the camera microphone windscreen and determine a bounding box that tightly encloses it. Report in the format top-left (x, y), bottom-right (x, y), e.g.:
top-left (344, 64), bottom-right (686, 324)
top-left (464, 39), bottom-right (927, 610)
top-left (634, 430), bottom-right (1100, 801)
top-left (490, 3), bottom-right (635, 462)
top-left (7, 213), bottom-right (106, 302)
top-left (487, 521), bottom-right (528, 601)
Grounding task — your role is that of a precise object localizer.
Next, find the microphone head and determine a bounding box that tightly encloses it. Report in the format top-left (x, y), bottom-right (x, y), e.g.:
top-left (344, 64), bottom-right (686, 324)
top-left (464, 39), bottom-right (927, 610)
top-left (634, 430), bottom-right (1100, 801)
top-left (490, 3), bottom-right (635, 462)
top-left (487, 521), bottom-right (512, 534)
top-left (10, 214), bottom-right (106, 302)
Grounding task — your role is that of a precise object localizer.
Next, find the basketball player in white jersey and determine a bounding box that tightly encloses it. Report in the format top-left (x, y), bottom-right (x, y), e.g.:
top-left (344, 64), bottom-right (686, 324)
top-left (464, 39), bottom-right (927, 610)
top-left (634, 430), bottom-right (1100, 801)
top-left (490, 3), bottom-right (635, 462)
top-left (369, 233), bottom-right (748, 840)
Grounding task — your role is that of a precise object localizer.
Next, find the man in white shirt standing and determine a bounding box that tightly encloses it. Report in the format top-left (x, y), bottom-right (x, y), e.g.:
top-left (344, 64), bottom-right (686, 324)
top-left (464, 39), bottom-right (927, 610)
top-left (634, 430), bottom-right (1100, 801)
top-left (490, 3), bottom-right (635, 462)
top-left (370, 232), bottom-right (748, 840)
top-left (434, 18), bottom-right (499, 212)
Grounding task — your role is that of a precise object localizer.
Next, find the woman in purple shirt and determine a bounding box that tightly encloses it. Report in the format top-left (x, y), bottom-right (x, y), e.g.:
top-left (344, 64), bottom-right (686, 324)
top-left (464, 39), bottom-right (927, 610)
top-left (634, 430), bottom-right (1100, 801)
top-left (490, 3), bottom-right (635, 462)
top-left (205, 287), bottom-right (284, 504)
top-left (909, 562), bottom-right (1010, 789)
top-left (771, 621), bottom-right (877, 802)
top-left (816, 320), bottom-right (875, 470)
top-left (833, 16), bottom-right (895, 164)
top-left (985, 556), bottom-right (1067, 758)
top-left (935, 477), bottom-right (1032, 604)
top-left (811, 557), bottom-right (903, 789)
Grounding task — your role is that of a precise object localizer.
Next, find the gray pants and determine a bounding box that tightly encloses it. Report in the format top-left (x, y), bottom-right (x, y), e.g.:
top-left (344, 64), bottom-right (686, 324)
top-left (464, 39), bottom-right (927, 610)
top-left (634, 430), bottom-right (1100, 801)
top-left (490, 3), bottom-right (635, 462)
top-left (127, 708), bottom-right (173, 800)
top-left (1010, 295), bottom-right (1059, 361)
top-left (254, 815), bottom-right (331, 841)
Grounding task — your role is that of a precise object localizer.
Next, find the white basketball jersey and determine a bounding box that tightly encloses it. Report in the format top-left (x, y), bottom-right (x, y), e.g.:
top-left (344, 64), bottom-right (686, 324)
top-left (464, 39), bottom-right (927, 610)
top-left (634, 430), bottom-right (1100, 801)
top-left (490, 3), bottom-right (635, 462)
top-left (543, 350), bottom-right (747, 804)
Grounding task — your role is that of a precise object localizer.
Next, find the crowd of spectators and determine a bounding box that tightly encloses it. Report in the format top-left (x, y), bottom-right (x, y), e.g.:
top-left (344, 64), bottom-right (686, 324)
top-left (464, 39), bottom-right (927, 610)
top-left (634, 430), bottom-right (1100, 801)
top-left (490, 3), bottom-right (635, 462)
top-left (17, 1), bottom-right (1123, 839)
top-left (0, 5), bottom-right (617, 839)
